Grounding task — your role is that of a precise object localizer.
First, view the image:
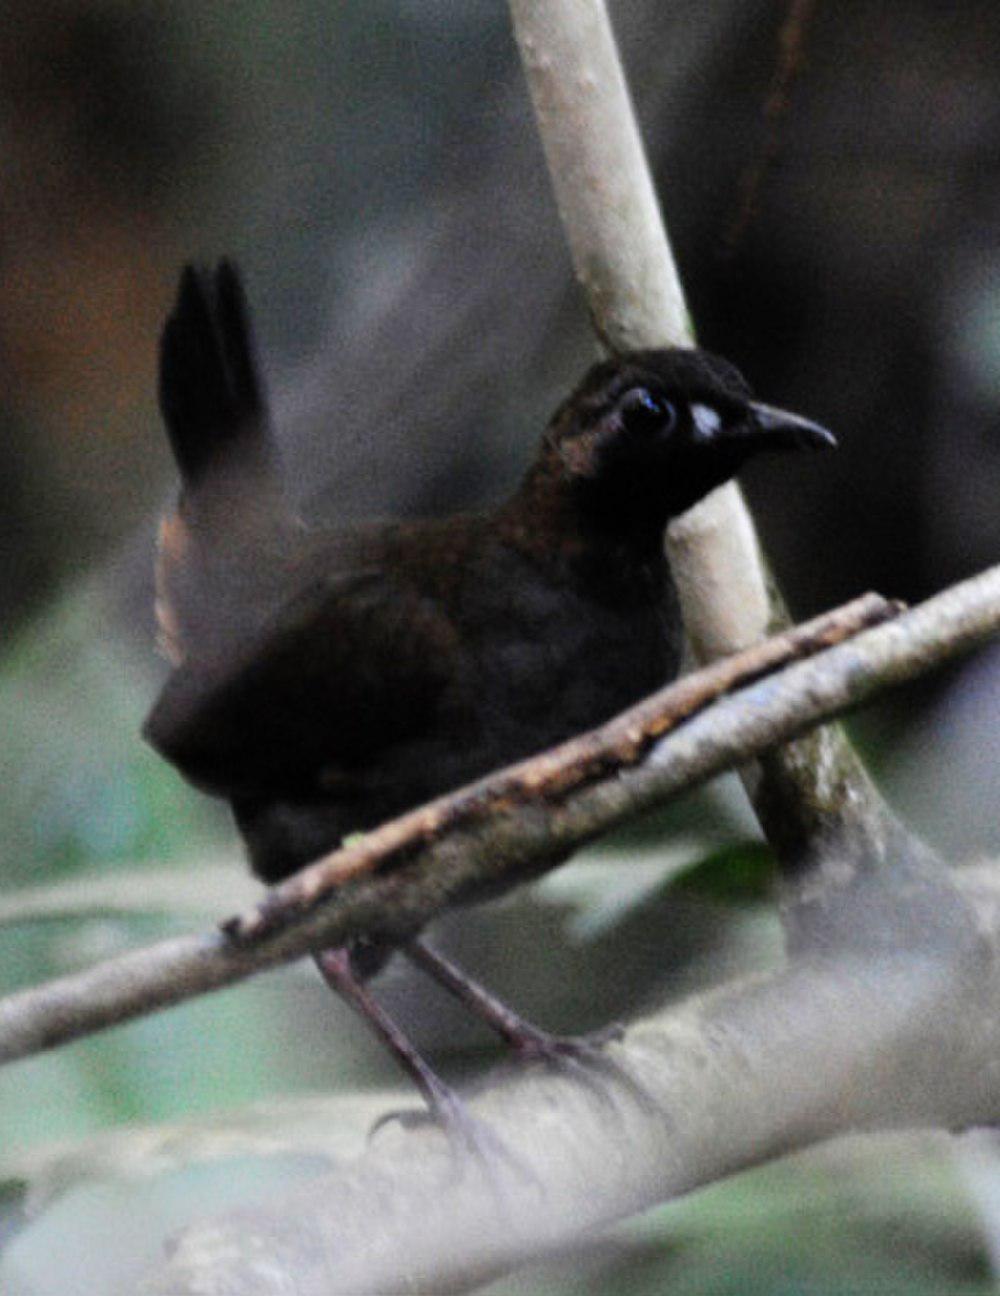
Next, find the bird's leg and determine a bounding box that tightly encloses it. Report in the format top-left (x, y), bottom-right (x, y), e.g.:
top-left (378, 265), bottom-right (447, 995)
top-left (403, 940), bottom-right (657, 1118)
top-left (312, 947), bottom-right (530, 1177)
top-left (404, 938), bottom-right (623, 1063)
top-left (313, 947), bottom-right (463, 1123)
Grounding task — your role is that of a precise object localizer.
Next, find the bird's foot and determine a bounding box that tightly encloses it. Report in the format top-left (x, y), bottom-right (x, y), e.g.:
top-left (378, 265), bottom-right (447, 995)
top-left (507, 1020), bottom-right (656, 1118)
top-left (369, 1076), bottom-right (538, 1193)
top-left (508, 1019), bottom-right (624, 1064)
top-left (315, 945), bottom-right (536, 1189)
top-left (401, 941), bottom-right (655, 1117)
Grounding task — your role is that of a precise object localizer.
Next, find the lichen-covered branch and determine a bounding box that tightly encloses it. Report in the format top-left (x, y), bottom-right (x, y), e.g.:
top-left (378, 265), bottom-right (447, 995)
top-left (508, 0), bottom-right (896, 867)
top-left (1, 567), bottom-right (998, 1067)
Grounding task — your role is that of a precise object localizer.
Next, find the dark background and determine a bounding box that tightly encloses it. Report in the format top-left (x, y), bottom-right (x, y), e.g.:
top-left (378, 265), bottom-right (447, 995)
top-left (2, 0), bottom-right (998, 627)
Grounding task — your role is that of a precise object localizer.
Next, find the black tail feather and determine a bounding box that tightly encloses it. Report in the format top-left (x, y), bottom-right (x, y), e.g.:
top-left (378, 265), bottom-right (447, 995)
top-left (158, 260), bottom-right (271, 490)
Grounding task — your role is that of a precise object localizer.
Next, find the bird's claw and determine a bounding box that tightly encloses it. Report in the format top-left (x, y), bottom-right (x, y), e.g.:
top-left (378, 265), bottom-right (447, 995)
top-left (368, 1083), bottom-right (539, 1194)
top-left (507, 1020), bottom-right (657, 1118)
top-left (509, 1019), bottom-right (624, 1063)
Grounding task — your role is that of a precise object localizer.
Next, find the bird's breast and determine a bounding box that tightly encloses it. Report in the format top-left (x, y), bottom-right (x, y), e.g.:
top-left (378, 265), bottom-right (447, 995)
top-left (452, 542), bottom-right (680, 756)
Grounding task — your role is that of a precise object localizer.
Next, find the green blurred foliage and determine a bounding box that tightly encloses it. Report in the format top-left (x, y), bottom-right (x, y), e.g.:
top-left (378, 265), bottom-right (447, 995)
top-left (1, 588), bottom-right (213, 882)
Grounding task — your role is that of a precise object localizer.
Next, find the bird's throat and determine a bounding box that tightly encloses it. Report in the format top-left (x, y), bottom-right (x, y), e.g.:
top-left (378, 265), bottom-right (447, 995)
top-left (501, 459), bottom-right (671, 598)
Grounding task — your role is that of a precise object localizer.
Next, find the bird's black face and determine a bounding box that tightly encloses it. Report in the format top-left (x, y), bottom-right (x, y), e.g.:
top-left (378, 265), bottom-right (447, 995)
top-left (548, 347), bottom-right (835, 539)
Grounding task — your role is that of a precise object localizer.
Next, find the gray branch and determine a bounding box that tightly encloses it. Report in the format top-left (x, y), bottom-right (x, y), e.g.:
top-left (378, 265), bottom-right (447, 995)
top-left (141, 857), bottom-right (1000, 1295)
top-left (2, 567), bottom-right (998, 1068)
top-left (508, 0), bottom-right (895, 866)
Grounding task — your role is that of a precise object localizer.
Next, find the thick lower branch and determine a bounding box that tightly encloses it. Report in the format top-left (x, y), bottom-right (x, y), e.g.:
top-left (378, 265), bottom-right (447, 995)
top-left (143, 865), bottom-right (999, 1296)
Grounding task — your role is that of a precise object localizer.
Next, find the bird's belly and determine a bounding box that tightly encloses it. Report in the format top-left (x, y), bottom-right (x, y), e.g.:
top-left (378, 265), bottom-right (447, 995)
top-left (466, 589), bottom-right (677, 762)
top-left (236, 595), bottom-right (675, 883)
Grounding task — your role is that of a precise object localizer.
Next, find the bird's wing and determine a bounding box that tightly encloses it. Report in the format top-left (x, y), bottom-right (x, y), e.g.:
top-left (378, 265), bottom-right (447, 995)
top-left (143, 560), bottom-right (465, 799)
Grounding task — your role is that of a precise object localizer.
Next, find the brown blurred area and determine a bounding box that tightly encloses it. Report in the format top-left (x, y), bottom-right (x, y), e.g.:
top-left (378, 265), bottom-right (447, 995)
top-left (0, 0), bottom-right (998, 636)
top-left (0, 5), bottom-right (201, 614)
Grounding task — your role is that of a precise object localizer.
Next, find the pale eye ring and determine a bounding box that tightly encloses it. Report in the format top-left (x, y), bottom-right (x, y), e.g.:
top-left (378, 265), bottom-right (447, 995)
top-left (620, 388), bottom-right (677, 434)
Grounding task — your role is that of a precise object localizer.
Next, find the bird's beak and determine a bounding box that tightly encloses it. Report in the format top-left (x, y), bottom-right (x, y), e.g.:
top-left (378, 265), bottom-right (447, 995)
top-left (745, 401), bottom-right (837, 452)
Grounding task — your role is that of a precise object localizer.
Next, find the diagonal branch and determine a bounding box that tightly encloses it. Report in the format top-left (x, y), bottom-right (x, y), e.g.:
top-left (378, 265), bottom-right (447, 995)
top-left (228, 592), bottom-right (898, 944)
top-left (2, 567), bottom-right (999, 1067)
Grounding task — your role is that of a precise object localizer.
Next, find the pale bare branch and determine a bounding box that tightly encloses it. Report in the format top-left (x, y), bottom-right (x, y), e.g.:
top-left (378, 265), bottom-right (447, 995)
top-left (508, 0), bottom-right (895, 866)
top-left (141, 859), bottom-right (1000, 1295)
top-left (1, 568), bottom-right (998, 1068)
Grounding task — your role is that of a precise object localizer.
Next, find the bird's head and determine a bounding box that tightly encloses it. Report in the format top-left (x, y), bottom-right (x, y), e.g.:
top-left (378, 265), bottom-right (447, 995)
top-left (542, 347), bottom-right (835, 540)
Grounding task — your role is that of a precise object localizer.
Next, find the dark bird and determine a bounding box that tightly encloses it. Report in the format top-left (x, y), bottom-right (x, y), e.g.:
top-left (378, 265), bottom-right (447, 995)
top-left (145, 261), bottom-right (834, 1126)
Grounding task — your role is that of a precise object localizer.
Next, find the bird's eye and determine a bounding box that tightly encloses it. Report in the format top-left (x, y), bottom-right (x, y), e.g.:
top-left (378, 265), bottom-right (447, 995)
top-left (619, 388), bottom-right (676, 435)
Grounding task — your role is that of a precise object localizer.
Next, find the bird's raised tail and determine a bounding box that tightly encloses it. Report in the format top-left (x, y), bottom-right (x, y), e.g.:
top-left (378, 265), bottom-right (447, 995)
top-left (155, 261), bottom-right (282, 666)
top-left (159, 260), bottom-right (274, 493)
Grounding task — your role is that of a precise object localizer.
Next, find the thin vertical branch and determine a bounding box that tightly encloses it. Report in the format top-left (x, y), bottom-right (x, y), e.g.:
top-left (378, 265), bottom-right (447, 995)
top-left (508, 4), bottom-right (690, 351)
top-left (508, 0), bottom-right (900, 871)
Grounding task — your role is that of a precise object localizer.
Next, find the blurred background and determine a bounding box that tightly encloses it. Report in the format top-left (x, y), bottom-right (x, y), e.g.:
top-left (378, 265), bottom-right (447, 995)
top-left (1, 1), bottom-right (1000, 1291)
